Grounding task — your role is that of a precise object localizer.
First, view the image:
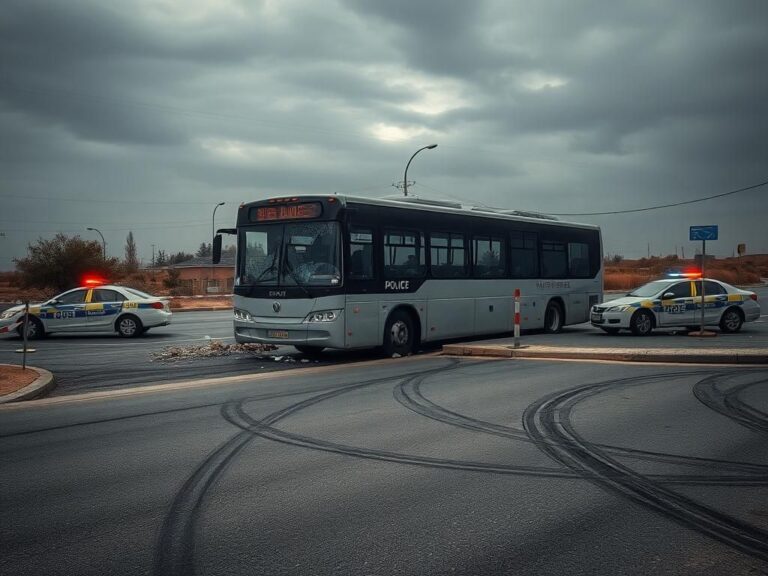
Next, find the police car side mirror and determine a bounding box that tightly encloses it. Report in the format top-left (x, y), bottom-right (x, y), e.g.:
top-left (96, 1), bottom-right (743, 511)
top-left (663, 292), bottom-right (675, 299)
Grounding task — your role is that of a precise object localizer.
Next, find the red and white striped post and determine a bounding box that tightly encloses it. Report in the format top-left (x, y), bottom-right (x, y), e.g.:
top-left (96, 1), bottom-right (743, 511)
top-left (513, 288), bottom-right (521, 348)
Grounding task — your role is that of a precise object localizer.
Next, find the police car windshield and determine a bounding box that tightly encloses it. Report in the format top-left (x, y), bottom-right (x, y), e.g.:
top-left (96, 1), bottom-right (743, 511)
top-left (628, 280), bottom-right (673, 298)
top-left (239, 222), bottom-right (341, 287)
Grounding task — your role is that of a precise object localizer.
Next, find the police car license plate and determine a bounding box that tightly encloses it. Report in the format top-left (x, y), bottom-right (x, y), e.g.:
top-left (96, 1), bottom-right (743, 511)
top-left (268, 330), bottom-right (289, 339)
top-left (590, 313), bottom-right (602, 322)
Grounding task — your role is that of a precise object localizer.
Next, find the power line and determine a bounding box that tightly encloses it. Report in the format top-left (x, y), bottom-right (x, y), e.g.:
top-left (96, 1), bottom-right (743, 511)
top-left (549, 179), bottom-right (768, 216)
top-left (0, 193), bottom-right (220, 205)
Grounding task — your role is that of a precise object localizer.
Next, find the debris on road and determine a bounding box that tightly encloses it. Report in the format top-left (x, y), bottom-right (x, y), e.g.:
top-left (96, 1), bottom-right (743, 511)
top-left (151, 340), bottom-right (278, 362)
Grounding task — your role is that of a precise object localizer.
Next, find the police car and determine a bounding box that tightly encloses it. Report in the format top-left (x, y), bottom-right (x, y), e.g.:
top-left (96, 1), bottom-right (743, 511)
top-left (590, 277), bottom-right (760, 336)
top-left (0, 284), bottom-right (172, 339)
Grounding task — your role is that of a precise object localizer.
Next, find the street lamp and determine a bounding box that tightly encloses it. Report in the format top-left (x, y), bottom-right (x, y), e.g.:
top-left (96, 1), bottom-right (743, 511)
top-left (86, 227), bottom-right (106, 259)
top-left (212, 202), bottom-right (225, 249)
top-left (403, 144), bottom-right (437, 197)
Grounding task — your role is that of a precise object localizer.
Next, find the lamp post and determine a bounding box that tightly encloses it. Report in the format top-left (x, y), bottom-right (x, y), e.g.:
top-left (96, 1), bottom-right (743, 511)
top-left (403, 144), bottom-right (437, 197)
top-left (86, 227), bottom-right (106, 259)
top-left (210, 202), bottom-right (225, 293)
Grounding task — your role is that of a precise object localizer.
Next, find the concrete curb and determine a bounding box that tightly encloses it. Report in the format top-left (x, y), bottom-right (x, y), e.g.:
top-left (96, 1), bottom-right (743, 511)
top-left (0, 364), bottom-right (56, 403)
top-left (441, 344), bottom-right (768, 364)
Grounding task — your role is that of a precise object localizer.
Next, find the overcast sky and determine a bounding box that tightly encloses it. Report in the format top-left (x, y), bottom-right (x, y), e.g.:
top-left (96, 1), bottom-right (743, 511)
top-left (1, 0), bottom-right (767, 269)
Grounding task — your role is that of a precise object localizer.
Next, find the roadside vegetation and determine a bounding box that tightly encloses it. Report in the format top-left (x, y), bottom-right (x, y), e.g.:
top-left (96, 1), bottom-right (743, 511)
top-left (604, 254), bottom-right (767, 290)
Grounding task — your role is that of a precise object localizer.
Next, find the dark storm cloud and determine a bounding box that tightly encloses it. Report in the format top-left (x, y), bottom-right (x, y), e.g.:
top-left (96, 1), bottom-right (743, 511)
top-left (1, 0), bottom-right (767, 265)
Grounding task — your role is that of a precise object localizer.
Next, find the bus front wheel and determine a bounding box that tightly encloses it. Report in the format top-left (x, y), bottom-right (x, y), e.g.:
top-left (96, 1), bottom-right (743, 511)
top-left (383, 310), bottom-right (415, 357)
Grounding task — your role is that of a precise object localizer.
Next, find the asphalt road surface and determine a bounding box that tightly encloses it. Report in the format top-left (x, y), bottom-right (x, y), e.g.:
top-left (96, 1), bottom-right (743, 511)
top-left (1, 284), bottom-right (765, 396)
top-left (2, 356), bottom-right (767, 575)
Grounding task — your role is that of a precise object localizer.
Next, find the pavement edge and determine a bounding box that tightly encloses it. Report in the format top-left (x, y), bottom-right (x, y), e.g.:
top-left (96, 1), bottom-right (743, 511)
top-left (441, 344), bottom-right (768, 364)
top-left (0, 364), bottom-right (56, 404)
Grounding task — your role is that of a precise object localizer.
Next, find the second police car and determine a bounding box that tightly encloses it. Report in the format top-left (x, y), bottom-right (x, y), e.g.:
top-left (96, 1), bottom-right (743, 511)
top-left (0, 284), bottom-right (171, 339)
top-left (590, 276), bottom-right (760, 336)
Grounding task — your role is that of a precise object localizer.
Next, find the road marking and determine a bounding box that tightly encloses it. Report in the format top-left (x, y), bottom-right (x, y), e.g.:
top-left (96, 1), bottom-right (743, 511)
top-left (0, 353), bottom-right (443, 409)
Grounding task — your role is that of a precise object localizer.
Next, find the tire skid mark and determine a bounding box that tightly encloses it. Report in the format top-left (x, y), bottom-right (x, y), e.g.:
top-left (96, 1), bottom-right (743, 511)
top-left (694, 374), bottom-right (768, 434)
top-left (152, 359), bottom-right (461, 576)
top-left (523, 373), bottom-right (768, 562)
top-left (395, 370), bottom-right (768, 482)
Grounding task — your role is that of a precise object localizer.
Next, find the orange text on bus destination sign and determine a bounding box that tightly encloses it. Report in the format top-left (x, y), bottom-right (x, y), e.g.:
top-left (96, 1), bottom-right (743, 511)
top-left (256, 202), bottom-right (322, 222)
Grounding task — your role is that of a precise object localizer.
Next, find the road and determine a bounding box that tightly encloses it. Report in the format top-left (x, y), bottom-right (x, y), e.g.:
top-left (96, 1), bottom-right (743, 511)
top-left (1, 356), bottom-right (767, 575)
top-left (1, 284), bottom-right (766, 396)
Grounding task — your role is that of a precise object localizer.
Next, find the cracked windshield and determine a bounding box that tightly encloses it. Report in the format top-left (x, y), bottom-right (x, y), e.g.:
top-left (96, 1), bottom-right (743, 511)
top-left (240, 221), bottom-right (341, 286)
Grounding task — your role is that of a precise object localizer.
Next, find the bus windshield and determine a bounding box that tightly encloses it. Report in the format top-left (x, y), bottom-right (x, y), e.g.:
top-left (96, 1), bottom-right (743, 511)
top-left (239, 221), bottom-right (341, 287)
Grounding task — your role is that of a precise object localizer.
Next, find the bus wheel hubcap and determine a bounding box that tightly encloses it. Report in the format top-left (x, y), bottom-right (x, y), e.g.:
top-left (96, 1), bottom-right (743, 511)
top-left (391, 321), bottom-right (409, 346)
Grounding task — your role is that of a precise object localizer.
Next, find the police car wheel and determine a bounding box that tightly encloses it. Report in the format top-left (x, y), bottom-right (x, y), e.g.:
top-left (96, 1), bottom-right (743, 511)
top-left (719, 308), bottom-right (743, 333)
top-left (630, 310), bottom-right (654, 336)
top-left (117, 315), bottom-right (143, 338)
top-left (17, 317), bottom-right (45, 340)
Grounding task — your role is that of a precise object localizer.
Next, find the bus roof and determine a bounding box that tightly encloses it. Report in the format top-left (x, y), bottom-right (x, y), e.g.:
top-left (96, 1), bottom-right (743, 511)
top-left (240, 194), bottom-right (600, 231)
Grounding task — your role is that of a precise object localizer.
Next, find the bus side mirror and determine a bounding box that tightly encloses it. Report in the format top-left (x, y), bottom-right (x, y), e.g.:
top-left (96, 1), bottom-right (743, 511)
top-left (212, 234), bottom-right (222, 264)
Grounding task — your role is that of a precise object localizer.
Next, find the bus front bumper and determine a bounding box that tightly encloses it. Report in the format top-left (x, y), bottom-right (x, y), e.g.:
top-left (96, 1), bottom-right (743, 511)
top-left (234, 319), bottom-right (346, 348)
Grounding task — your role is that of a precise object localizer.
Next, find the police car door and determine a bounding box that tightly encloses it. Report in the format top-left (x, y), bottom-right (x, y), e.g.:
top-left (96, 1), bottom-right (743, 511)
top-left (87, 288), bottom-right (126, 329)
top-left (46, 288), bottom-right (89, 331)
top-left (658, 281), bottom-right (695, 326)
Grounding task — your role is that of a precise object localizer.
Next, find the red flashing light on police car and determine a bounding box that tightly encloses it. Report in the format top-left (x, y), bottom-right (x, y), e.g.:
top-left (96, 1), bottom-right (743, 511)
top-left (666, 268), bottom-right (701, 279)
top-left (82, 276), bottom-right (106, 287)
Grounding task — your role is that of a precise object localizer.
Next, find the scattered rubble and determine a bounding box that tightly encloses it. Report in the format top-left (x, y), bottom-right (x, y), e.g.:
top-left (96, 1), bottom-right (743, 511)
top-left (151, 340), bottom-right (278, 362)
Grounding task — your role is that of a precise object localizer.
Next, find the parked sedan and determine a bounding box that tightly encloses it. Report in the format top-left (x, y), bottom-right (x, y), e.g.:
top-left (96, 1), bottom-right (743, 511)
top-left (590, 278), bottom-right (760, 336)
top-left (0, 285), bottom-right (171, 339)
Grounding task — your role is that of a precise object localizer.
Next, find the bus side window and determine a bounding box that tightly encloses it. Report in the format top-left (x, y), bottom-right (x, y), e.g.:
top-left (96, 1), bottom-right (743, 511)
top-left (568, 242), bottom-right (590, 278)
top-left (384, 229), bottom-right (425, 278)
top-left (349, 228), bottom-right (374, 280)
top-left (510, 231), bottom-right (538, 278)
top-left (473, 236), bottom-right (506, 278)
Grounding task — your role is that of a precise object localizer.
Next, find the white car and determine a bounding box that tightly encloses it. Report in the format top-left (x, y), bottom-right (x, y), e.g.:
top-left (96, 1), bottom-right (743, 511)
top-left (0, 284), bottom-right (172, 339)
top-left (591, 277), bottom-right (760, 336)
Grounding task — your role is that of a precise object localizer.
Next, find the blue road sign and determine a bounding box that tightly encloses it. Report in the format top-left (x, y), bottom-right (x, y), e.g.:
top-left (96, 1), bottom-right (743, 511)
top-left (690, 225), bottom-right (718, 241)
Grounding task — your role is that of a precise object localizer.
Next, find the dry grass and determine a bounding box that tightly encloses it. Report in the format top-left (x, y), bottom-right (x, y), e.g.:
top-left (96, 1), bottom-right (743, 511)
top-left (604, 254), bottom-right (766, 290)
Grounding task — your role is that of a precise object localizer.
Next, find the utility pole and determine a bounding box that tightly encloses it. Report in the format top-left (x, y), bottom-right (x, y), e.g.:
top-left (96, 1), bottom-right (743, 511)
top-left (151, 244), bottom-right (156, 281)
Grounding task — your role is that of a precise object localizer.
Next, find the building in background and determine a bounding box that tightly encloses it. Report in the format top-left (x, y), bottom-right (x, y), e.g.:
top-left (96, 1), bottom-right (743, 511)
top-left (165, 255), bottom-right (235, 295)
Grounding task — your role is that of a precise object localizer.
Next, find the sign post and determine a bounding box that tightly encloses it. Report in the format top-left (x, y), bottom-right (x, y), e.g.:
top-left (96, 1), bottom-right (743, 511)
top-left (513, 288), bottom-right (521, 348)
top-left (689, 226), bottom-right (718, 337)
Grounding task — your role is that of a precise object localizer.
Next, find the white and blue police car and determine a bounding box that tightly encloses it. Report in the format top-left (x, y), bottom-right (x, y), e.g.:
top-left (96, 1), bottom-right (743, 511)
top-left (591, 276), bottom-right (760, 336)
top-left (0, 283), bottom-right (172, 339)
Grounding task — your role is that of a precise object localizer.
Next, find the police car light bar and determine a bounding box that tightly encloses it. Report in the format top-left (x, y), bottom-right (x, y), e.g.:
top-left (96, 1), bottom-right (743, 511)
top-left (666, 270), bottom-right (701, 278)
top-left (83, 277), bottom-right (107, 286)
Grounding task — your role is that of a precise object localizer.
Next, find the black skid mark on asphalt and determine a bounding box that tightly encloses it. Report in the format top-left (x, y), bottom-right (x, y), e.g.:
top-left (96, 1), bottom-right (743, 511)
top-left (694, 373), bottom-right (768, 435)
top-left (395, 368), bottom-right (768, 484)
top-left (151, 359), bottom-right (461, 576)
top-left (523, 371), bottom-right (768, 563)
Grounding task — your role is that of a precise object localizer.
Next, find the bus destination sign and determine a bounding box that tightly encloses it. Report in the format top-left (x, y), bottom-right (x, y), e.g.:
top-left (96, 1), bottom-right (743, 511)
top-left (253, 202), bottom-right (322, 222)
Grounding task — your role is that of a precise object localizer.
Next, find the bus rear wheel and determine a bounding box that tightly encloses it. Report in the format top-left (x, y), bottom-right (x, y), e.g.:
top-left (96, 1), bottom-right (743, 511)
top-left (544, 301), bottom-right (564, 333)
top-left (383, 310), bottom-right (415, 357)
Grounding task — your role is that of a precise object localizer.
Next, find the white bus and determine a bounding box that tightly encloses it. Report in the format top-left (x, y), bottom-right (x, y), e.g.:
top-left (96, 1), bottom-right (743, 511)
top-left (213, 195), bottom-right (602, 356)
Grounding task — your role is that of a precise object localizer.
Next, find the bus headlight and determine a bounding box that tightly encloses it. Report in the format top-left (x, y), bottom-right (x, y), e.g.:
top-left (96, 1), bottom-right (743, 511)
top-left (304, 310), bottom-right (342, 323)
top-left (234, 308), bottom-right (254, 322)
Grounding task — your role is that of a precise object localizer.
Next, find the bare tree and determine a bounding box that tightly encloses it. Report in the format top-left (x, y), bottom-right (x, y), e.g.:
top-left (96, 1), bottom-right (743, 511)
top-left (124, 231), bottom-right (139, 272)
